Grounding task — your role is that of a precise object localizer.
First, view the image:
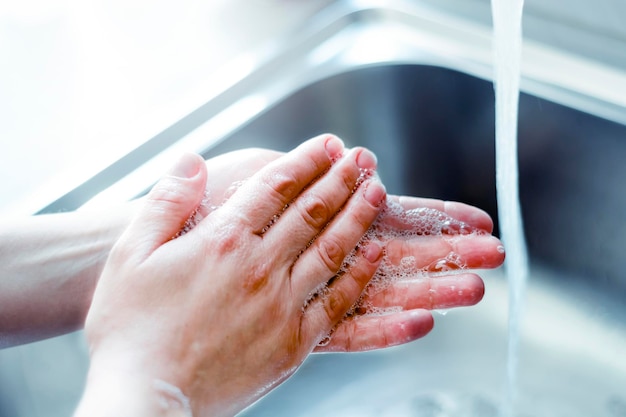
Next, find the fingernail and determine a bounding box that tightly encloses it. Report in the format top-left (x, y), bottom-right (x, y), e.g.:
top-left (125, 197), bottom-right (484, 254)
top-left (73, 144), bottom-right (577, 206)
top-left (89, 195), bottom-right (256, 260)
top-left (169, 153), bottom-right (201, 179)
top-left (363, 241), bottom-right (383, 263)
top-left (363, 180), bottom-right (386, 207)
top-left (356, 148), bottom-right (377, 170)
top-left (325, 135), bottom-right (344, 160)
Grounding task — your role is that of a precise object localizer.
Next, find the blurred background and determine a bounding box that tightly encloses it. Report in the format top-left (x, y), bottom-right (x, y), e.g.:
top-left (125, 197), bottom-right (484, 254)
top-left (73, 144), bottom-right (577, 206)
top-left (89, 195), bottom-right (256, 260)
top-left (2, 0), bottom-right (626, 217)
top-left (0, 0), bottom-right (334, 216)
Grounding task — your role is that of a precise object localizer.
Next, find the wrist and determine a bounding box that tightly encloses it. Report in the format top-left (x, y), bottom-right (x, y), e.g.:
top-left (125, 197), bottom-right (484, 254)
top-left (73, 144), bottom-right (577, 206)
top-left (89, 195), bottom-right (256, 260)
top-left (75, 355), bottom-right (192, 417)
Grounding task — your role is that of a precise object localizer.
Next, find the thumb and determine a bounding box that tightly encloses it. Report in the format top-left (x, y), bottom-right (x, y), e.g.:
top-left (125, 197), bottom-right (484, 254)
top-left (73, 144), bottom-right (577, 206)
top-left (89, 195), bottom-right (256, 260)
top-left (124, 153), bottom-right (208, 257)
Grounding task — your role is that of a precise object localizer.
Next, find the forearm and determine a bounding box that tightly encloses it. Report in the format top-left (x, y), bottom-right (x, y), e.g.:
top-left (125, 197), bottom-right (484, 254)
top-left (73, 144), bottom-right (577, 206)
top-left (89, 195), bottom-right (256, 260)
top-left (0, 203), bottom-right (135, 347)
top-left (0, 149), bottom-right (279, 348)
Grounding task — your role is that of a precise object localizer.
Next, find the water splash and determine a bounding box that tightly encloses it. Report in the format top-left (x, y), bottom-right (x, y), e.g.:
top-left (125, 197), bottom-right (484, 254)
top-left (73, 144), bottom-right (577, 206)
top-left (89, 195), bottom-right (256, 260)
top-left (491, 0), bottom-right (529, 415)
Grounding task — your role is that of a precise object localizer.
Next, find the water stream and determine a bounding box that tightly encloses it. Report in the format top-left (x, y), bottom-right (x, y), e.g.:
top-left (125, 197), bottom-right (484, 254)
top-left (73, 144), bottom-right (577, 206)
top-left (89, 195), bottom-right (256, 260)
top-left (490, 0), bottom-right (529, 416)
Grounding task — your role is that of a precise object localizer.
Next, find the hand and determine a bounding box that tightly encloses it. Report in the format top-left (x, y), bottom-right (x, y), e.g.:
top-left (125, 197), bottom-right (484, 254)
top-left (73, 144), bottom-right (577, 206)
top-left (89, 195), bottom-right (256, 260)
top-left (0, 147), bottom-right (290, 348)
top-left (315, 195), bottom-right (504, 352)
top-left (76, 135), bottom-right (388, 417)
top-left (204, 149), bottom-right (505, 353)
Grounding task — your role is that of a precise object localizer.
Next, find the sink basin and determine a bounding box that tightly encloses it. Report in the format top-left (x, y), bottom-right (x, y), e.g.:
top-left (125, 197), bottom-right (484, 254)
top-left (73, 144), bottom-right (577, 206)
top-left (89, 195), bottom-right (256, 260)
top-left (203, 63), bottom-right (626, 298)
top-left (1, 2), bottom-right (625, 416)
top-left (211, 63), bottom-right (626, 417)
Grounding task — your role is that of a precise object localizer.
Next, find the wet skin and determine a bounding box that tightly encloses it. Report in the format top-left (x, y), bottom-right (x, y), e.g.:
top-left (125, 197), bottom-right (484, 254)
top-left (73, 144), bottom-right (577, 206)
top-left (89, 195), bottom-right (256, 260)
top-left (75, 135), bottom-right (504, 417)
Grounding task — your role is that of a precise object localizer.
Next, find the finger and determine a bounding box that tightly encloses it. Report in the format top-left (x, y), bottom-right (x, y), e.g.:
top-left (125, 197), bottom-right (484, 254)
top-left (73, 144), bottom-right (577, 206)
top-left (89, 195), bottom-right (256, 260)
top-left (301, 241), bottom-right (383, 346)
top-left (263, 146), bottom-right (378, 258)
top-left (218, 134), bottom-right (344, 233)
top-left (360, 273), bottom-right (485, 311)
top-left (387, 195), bottom-right (494, 233)
top-left (313, 309), bottom-right (434, 353)
top-left (385, 234), bottom-right (505, 271)
top-left (290, 177), bottom-right (386, 299)
top-left (120, 153), bottom-right (207, 259)
top-left (197, 148), bottom-right (284, 215)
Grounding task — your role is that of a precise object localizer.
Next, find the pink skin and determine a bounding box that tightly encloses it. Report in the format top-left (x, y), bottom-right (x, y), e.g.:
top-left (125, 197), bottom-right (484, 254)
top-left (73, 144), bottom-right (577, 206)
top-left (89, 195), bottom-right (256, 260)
top-left (197, 149), bottom-right (505, 352)
top-left (75, 135), bottom-right (505, 417)
top-left (202, 148), bottom-right (505, 354)
top-left (79, 136), bottom-right (388, 416)
top-left (314, 198), bottom-right (504, 353)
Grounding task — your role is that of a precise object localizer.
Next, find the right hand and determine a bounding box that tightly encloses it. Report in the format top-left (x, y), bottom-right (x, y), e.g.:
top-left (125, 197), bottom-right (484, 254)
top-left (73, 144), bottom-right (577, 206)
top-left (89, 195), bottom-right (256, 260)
top-left (78, 135), bottom-right (389, 416)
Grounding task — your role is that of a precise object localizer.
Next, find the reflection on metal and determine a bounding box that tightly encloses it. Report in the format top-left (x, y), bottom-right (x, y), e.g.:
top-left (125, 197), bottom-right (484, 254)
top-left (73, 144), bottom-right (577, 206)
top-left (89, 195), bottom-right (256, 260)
top-left (41, 0), bottom-right (626, 213)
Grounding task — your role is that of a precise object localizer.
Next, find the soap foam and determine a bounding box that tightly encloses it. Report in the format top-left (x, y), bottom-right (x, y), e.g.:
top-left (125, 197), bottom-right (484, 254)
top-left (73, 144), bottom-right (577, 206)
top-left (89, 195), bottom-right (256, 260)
top-left (367, 194), bottom-right (479, 276)
top-left (315, 193), bottom-right (485, 347)
top-left (173, 165), bottom-right (482, 329)
top-left (174, 189), bottom-right (212, 238)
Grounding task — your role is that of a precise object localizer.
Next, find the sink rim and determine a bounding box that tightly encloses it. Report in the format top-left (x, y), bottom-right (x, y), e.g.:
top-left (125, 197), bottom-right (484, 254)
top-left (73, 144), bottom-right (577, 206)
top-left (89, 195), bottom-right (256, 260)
top-left (41, 0), bottom-right (626, 214)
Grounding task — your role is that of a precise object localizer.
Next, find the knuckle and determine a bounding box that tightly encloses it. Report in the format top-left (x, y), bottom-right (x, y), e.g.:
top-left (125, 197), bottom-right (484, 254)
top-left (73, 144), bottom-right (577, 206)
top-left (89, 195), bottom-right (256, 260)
top-left (147, 177), bottom-right (186, 207)
top-left (344, 322), bottom-right (356, 352)
top-left (243, 262), bottom-right (271, 294)
top-left (300, 195), bottom-right (332, 230)
top-left (378, 319), bottom-right (390, 346)
top-left (209, 222), bottom-right (243, 257)
top-left (427, 278), bottom-right (436, 309)
top-left (323, 287), bottom-right (352, 322)
top-left (317, 237), bottom-right (346, 274)
top-left (340, 166), bottom-right (358, 194)
top-left (347, 189), bottom-right (380, 227)
top-left (348, 257), bottom-right (376, 288)
top-left (263, 169), bottom-right (299, 202)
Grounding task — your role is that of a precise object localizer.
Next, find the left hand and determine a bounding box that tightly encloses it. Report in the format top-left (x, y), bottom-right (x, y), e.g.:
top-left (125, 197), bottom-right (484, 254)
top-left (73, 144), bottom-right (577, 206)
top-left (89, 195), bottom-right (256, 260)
top-left (315, 195), bottom-right (504, 352)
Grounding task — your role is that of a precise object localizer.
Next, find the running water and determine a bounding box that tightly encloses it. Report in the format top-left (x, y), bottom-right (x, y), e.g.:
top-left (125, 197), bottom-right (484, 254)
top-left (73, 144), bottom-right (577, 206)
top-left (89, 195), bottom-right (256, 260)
top-left (491, 0), bottom-right (529, 416)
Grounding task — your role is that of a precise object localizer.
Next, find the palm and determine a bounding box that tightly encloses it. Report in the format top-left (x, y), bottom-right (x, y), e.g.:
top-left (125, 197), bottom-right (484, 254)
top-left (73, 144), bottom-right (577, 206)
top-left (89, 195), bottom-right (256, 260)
top-left (315, 196), bottom-right (503, 352)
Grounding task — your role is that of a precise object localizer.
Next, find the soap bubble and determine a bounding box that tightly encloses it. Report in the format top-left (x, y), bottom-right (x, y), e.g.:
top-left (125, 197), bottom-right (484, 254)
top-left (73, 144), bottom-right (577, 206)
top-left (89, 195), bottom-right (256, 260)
top-left (174, 189), bottom-right (213, 238)
top-left (176, 167), bottom-right (482, 322)
top-left (336, 172), bottom-right (484, 318)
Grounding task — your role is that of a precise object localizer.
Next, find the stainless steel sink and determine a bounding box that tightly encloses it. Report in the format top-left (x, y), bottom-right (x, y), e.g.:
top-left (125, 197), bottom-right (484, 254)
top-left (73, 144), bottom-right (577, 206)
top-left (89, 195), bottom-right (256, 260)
top-left (2, 1), bottom-right (625, 416)
top-left (202, 63), bottom-right (626, 297)
top-left (220, 63), bottom-right (626, 417)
